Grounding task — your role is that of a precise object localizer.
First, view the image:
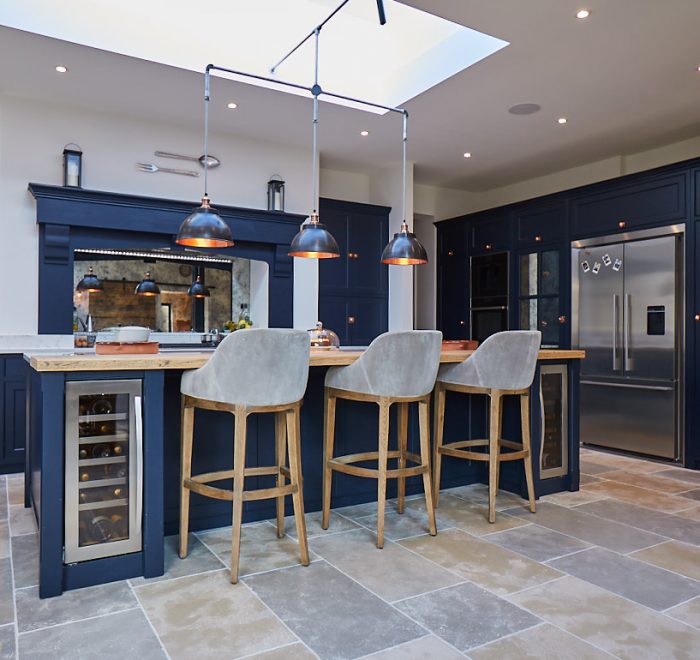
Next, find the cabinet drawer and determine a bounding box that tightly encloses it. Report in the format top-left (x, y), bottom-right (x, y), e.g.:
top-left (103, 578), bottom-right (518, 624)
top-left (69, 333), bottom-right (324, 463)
top-left (571, 173), bottom-right (686, 238)
top-left (517, 205), bottom-right (566, 245)
top-left (437, 220), bottom-right (467, 258)
top-left (471, 214), bottom-right (511, 253)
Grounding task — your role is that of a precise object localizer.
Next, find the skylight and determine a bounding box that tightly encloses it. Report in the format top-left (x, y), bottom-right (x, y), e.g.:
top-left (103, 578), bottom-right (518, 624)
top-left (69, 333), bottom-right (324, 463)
top-left (0, 0), bottom-right (508, 114)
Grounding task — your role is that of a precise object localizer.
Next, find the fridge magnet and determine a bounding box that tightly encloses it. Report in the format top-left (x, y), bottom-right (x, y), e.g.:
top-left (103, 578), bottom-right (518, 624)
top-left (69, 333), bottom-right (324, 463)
top-left (613, 258), bottom-right (623, 271)
top-left (602, 254), bottom-right (612, 267)
top-left (592, 261), bottom-right (601, 274)
top-left (581, 260), bottom-right (590, 273)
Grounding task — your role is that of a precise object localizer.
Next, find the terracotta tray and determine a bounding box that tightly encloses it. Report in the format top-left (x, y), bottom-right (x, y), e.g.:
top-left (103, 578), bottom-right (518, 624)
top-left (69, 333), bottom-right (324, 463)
top-left (441, 340), bottom-right (479, 351)
top-left (95, 341), bottom-right (159, 355)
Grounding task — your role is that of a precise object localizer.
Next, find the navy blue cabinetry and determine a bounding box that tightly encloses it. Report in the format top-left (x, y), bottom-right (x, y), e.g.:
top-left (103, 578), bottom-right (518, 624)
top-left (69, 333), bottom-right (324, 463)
top-left (570, 172), bottom-right (687, 238)
top-left (471, 211), bottom-right (512, 254)
top-left (1, 355), bottom-right (27, 473)
top-left (516, 202), bottom-right (567, 247)
top-left (436, 219), bottom-right (469, 339)
top-left (318, 198), bottom-right (389, 345)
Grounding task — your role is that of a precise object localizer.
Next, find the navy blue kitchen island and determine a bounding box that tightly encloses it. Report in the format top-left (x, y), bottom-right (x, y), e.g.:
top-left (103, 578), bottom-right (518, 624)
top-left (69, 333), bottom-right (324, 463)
top-left (25, 347), bottom-right (583, 597)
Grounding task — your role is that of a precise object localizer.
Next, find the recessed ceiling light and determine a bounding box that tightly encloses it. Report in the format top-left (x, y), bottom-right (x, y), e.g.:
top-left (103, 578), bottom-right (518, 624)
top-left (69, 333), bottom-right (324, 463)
top-left (508, 103), bottom-right (541, 115)
top-left (557, 117), bottom-right (568, 124)
top-left (55, 65), bottom-right (68, 73)
top-left (463, 152), bottom-right (472, 158)
top-left (226, 102), bottom-right (237, 109)
top-left (576, 9), bottom-right (591, 19)
top-left (360, 130), bottom-right (369, 137)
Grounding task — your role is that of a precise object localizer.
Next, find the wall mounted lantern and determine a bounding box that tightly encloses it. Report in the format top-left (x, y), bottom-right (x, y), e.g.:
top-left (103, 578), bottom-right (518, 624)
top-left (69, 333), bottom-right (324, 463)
top-left (63, 143), bottom-right (82, 188)
top-left (267, 175), bottom-right (285, 211)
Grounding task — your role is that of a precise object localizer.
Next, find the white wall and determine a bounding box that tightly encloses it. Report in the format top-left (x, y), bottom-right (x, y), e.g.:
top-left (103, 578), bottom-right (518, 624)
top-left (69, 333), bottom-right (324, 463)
top-left (0, 92), bottom-right (318, 333)
top-left (320, 167), bottom-right (371, 204)
top-left (412, 214), bottom-right (436, 330)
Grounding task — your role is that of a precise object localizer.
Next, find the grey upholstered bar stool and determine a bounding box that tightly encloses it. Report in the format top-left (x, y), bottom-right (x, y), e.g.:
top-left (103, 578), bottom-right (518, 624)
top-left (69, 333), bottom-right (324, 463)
top-left (322, 330), bottom-right (442, 548)
top-left (179, 328), bottom-right (311, 583)
top-left (433, 331), bottom-right (541, 523)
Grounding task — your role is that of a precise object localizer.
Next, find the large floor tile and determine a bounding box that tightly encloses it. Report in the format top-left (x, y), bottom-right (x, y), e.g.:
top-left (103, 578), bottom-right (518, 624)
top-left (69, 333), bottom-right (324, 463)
top-left (245, 561), bottom-right (424, 660)
top-left (286, 510), bottom-right (360, 539)
top-left (0, 522), bottom-right (8, 559)
top-left (594, 470), bottom-right (694, 494)
top-left (582, 480), bottom-right (694, 513)
top-left (579, 473), bottom-right (604, 485)
top-left (18, 608), bottom-right (165, 659)
top-left (483, 524), bottom-right (590, 562)
top-left (677, 505), bottom-right (700, 522)
top-left (399, 528), bottom-right (561, 596)
top-left (395, 582), bottom-right (540, 652)
top-left (666, 597), bottom-right (700, 629)
top-left (631, 541), bottom-right (700, 581)
top-left (309, 528), bottom-right (462, 602)
top-left (655, 468), bottom-right (700, 487)
top-left (0, 559), bottom-right (14, 626)
top-left (579, 460), bottom-right (616, 475)
top-left (548, 546), bottom-right (700, 610)
top-left (505, 502), bottom-right (664, 552)
top-left (540, 489), bottom-right (608, 508)
top-left (509, 575), bottom-right (700, 660)
top-left (197, 521), bottom-right (316, 578)
top-left (365, 635), bottom-right (465, 659)
top-left (576, 499), bottom-right (700, 545)
top-left (9, 506), bottom-right (36, 537)
top-left (334, 499), bottom-right (399, 522)
top-left (467, 622), bottom-right (613, 659)
top-left (407, 494), bottom-right (528, 536)
top-left (5, 476), bottom-right (23, 507)
top-left (581, 451), bottom-right (665, 473)
top-left (16, 580), bottom-right (136, 632)
top-left (354, 507), bottom-right (435, 542)
top-left (679, 489), bottom-right (700, 502)
top-left (446, 483), bottom-right (526, 510)
top-left (136, 569), bottom-right (295, 659)
top-left (11, 534), bottom-right (38, 589)
top-left (131, 534), bottom-right (224, 586)
top-left (0, 482), bottom-right (6, 522)
top-left (0, 624), bottom-right (14, 660)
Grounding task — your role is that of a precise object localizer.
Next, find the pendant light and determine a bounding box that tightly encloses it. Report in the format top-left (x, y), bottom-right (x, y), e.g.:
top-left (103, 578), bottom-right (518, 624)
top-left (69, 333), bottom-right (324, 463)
top-left (288, 28), bottom-right (340, 259)
top-left (134, 271), bottom-right (160, 296)
top-left (381, 112), bottom-right (428, 265)
top-left (76, 266), bottom-right (103, 293)
top-left (187, 275), bottom-right (210, 298)
top-left (176, 70), bottom-right (233, 248)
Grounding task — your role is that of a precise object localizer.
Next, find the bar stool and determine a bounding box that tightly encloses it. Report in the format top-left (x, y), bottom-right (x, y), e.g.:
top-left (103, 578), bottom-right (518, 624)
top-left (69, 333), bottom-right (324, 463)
top-left (322, 330), bottom-right (442, 548)
top-left (179, 328), bottom-right (311, 583)
top-left (433, 331), bottom-right (541, 523)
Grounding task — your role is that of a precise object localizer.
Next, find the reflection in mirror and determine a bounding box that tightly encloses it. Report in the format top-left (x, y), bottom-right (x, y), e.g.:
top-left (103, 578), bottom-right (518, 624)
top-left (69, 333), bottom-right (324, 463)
top-left (73, 250), bottom-right (268, 333)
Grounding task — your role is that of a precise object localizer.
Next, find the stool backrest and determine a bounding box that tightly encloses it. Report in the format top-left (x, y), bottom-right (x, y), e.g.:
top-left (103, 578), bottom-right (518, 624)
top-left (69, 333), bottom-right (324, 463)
top-left (346, 330), bottom-right (442, 398)
top-left (462, 330), bottom-right (541, 391)
top-left (183, 328), bottom-right (310, 407)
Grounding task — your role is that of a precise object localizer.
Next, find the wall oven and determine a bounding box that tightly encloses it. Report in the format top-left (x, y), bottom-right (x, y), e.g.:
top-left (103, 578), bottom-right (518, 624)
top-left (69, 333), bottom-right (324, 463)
top-left (470, 252), bottom-right (509, 342)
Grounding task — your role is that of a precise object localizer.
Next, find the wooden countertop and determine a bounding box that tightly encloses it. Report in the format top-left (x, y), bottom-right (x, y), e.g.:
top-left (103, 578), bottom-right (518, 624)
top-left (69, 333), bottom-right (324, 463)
top-left (27, 348), bottom-right (585, 373)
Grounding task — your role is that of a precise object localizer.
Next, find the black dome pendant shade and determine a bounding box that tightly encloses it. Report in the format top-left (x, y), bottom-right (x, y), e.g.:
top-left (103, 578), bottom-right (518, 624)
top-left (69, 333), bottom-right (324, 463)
top-left (289, 212), bottom-right (340, 258)
top-left (381, 221), bottom-right (428, 265)
top-left (76, 266), bottom-right (103, 293)
top-left (187, 275), bottom-right (210, 298)
top-left (176, 196), bottom-right (233, 248)
top-left (134, 272), bottom-right (160, 296)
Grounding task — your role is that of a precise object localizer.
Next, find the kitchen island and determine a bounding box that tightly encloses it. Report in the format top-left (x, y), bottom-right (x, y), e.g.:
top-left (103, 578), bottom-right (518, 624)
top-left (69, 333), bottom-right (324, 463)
top-left (25, 347), bottom-right (583, 597)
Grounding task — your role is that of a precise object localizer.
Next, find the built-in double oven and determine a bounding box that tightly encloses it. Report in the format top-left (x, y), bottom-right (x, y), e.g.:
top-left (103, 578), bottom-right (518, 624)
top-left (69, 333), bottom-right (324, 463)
top-left (470, 251), bottom-right (509, 342)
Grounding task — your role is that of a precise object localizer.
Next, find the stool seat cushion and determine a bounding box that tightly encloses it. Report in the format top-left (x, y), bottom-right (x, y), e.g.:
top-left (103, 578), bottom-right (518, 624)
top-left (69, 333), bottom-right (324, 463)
top-left (325, 330), bottom-right (442, 398)
top-left (437, 330), bottom-right (541, 391)
top-left (181, 328), bottom-right (310, 407)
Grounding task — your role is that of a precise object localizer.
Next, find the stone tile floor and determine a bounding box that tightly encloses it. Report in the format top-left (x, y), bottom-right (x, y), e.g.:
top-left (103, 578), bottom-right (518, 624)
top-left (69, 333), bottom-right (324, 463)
top-left (2, 447), bottom-right (700, 658)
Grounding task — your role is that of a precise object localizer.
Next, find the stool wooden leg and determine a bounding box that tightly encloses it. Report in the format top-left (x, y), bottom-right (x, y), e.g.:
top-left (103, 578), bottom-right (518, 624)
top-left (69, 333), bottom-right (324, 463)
top-left (376, 399), bottom-right (390, 549)
top-left (520, 393), bottom-right (536, 513)
top-left (179, 400), bottom-right (194, 559)
top-left (419, 398), bottom-right (437, 536)
top-left (488, 392), bottom-right (503, 524)
top-left (432, 384), bottom-right (446, 508)
top-left (397, 402), bottom-right (408, 514)
top-left (275, 411), bottom-right (287, 538)
top-left (287, 405), bottom-right (309, 566)
top-left (322, 390), bottom-right (336, 530)
top-left (230, 406), bottom-right (248, 584)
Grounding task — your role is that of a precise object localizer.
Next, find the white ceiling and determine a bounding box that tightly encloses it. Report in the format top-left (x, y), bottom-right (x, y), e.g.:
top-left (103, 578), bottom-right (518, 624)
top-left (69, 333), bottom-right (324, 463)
top-left (1, 0), bottom-right (700, 191)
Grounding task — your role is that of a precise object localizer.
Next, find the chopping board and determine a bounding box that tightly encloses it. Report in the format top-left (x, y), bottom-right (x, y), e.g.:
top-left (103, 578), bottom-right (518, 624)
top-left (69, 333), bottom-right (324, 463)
top-left (95, 341), bottom-right (159, 355)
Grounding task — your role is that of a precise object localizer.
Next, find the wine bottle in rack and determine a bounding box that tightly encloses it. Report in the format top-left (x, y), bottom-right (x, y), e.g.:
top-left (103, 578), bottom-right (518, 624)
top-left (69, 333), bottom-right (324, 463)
top-left (89, 515), bottom-right (114, 542)
top-left (91, 444), bottom-right (111, 458)
top-left (112, 444), bottom-right (123, 456)
top-left (79, 448), bottom-right (88, 460)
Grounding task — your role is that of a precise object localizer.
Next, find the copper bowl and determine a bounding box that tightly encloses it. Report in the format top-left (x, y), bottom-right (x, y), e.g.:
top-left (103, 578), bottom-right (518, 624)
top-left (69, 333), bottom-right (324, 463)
top-left (441, 339), bottom-right (479, 351)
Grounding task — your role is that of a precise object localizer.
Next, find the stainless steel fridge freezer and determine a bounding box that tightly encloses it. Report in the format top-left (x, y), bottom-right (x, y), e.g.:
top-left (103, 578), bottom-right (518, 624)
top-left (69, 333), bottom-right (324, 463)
top-left (572, 226), bottom-right (684, 460)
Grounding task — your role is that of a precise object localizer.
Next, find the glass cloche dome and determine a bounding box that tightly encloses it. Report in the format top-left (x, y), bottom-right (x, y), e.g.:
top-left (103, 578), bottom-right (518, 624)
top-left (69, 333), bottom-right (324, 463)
top-left (307, 321), bottom-right (340, 350)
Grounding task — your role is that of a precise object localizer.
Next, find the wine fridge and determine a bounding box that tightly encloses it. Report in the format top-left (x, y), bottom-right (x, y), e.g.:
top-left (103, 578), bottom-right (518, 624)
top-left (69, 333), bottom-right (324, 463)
top-left (64, 380), bottom-right (143, 563)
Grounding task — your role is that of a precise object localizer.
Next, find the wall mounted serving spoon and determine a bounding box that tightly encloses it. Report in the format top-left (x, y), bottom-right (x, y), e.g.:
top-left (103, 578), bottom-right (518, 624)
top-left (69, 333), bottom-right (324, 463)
top-left (154, 151), bottom-right (221, 168)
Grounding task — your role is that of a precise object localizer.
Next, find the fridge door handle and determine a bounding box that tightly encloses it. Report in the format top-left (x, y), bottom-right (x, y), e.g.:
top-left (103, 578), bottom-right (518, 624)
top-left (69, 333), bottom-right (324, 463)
top-left (134, 395), bottom-right (144, 534)
top-left (624, 293), bottom-right (633, 371)
top-left (612, 294), bottom-right (620, 370)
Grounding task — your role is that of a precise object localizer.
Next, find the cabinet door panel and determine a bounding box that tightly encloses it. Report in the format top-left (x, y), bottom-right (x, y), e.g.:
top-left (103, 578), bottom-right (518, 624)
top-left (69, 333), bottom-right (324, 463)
top-left (318, 297), bottom-right (350, 345)
top-left (318, 209), bottom-right (349, 291)
top-left (347, 212), bottom-right (388, 293)
top-left (517, 204), bottom-right (566, 245)
top-left (471, 213), bottom-right (511, 253)
top-left (349, 299), bottom-right (388, 346)
top-left (3, 380), bottom-right (26, 464)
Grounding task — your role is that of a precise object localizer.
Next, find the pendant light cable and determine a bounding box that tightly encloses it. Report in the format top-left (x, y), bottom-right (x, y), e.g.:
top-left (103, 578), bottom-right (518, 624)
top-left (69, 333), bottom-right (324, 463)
top-left (311, 27), bottom-right (320, 217)
top-left (204, 70), bottom-right (210, 198)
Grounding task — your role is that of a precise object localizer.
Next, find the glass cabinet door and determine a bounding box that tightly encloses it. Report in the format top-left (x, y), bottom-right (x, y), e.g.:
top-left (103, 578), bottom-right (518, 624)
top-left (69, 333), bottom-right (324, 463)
top-left (65, 380), bottom-right (142, 563)
top-left (539, 365), bottom-right (568, 478)
top-left (518, 250), bottom-right (562, 347)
